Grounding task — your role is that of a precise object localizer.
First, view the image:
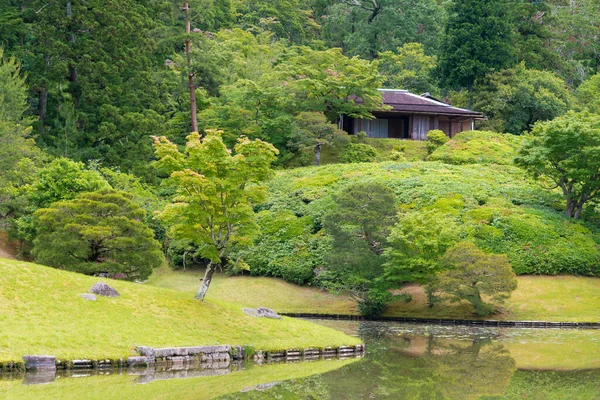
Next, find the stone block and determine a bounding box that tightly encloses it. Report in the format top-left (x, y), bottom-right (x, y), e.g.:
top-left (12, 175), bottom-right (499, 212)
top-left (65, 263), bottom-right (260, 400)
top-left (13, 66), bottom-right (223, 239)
top-left (127, 356), bottom-right (149, 367)
top-left (23, 355), bottom-right (56, 371)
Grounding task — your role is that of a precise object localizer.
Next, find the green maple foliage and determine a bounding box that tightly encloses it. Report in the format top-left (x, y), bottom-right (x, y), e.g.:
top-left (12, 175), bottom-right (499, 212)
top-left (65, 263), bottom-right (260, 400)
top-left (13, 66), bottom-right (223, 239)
top-left (153, 130), bottom-right (278, 300)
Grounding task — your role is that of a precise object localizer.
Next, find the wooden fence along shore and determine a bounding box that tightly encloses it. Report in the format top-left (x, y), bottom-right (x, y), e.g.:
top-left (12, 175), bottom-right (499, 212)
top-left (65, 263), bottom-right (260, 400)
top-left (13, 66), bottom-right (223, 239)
top-left (281, 313), bottom-right (600, 329)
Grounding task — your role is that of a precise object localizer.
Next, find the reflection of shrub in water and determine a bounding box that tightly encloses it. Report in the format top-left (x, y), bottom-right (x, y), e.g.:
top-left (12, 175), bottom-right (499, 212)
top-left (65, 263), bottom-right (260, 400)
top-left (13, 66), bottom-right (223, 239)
top-left (423, 338), bottom-right (516, 400)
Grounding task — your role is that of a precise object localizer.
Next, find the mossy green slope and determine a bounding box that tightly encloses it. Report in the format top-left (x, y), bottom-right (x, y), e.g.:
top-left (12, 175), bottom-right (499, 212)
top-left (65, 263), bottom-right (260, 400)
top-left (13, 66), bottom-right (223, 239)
top-left (0, 258), bottom-right (360, 362)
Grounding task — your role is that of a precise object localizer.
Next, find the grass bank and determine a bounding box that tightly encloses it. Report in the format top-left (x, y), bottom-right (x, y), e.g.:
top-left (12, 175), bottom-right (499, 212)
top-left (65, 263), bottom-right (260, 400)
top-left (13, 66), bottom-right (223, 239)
top-left (0, 258), bottom-right (360, 362)
top-left (148, 269), bottom-right (600, 322)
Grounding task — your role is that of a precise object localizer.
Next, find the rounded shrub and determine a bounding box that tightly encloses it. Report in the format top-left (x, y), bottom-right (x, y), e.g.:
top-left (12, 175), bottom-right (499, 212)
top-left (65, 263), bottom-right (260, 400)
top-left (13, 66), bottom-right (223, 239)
top-left (339, 143), bottom-right (377, 163)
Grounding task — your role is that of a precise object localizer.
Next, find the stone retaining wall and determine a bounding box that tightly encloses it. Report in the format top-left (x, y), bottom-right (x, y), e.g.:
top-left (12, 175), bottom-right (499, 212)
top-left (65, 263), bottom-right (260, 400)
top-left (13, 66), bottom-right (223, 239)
top-left (0, 344), bottom-right (365, 374)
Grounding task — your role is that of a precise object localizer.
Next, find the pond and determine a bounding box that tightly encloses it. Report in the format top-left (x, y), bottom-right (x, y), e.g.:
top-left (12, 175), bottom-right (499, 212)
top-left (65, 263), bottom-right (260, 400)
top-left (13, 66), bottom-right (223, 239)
top-left (2, 319), bottom-right (600, 399)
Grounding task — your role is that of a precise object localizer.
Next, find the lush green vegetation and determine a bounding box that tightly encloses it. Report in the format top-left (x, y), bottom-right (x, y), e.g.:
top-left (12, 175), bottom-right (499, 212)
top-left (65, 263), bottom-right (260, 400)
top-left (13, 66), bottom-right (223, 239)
top-left (1, 0), bottom-right (600, 319)
top-left (0, 258), bottom-right (360, 362)
top-left (241, 161), bottom-right (599, 283)
top-left (429, 130), bottom-right (522, 165)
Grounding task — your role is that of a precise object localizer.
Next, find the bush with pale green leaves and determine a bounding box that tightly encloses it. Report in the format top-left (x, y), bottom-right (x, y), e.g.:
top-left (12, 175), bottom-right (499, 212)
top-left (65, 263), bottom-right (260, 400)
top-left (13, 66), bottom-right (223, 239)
top-left (429, 130), bottom-right (522, 165)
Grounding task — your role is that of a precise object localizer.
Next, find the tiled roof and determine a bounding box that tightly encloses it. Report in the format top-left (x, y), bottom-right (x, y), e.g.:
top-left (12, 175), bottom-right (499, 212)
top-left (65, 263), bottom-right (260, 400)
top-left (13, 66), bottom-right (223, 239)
top-left (368, 89), bottom-right (484, 118)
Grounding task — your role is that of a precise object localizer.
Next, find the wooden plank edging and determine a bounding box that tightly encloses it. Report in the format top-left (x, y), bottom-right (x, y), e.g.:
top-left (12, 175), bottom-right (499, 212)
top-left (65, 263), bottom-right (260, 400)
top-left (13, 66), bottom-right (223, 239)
top-left (280, 312), bottom-right (600, 329)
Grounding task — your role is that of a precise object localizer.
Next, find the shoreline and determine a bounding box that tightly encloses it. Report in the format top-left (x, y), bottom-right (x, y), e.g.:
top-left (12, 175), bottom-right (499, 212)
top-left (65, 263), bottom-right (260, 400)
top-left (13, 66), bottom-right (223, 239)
top-left (0, 343), bottom-right (365, 374)
top-left (283, 313), bottom-right (600, 329)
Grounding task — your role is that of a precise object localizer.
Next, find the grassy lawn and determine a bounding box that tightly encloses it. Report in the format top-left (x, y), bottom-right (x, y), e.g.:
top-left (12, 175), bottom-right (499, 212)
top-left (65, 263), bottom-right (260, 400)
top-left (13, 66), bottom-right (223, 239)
top-left (148, 268), bottom-right (600, 322)
top-left (147, 267), bottom-right (357, 314)
top-left (0, 258), bottom-right (360, 362)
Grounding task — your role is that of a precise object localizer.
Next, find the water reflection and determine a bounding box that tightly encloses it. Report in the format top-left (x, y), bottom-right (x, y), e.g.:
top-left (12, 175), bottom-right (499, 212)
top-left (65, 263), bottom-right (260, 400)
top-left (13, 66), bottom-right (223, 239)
top-left (218, 320), bottom-right (600, 399)
top-left (2, 321), bottom-right (600, 399)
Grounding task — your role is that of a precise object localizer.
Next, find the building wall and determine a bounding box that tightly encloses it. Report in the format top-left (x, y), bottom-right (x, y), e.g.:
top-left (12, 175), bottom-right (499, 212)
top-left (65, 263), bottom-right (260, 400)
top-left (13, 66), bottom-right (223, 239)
top-left (349, 114), bottom-right (474, 140)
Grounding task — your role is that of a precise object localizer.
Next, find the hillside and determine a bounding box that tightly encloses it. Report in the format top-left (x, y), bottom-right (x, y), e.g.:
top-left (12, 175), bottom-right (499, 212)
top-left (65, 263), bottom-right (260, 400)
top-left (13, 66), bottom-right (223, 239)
top-left (0, 258), bottom-right (360, 362)
top-left (236, 160), bottom-right (599, 289)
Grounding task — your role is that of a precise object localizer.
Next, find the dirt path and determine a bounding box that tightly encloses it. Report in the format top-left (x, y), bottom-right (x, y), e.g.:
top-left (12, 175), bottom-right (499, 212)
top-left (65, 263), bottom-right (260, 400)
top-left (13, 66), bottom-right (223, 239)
top-left (0, 231), bottom-right (17, 259)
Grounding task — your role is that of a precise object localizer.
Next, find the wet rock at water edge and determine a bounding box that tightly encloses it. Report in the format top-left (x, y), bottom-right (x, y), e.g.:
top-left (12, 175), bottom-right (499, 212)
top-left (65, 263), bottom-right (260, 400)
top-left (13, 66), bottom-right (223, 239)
top-left (79, 293), bottom-right (97, 301)
top-left (23, 355), bottom-right (56, 371)
top-left (90, 282), bottom-right (120, 297)
top-left (242, 307), bottom-right (281, 319)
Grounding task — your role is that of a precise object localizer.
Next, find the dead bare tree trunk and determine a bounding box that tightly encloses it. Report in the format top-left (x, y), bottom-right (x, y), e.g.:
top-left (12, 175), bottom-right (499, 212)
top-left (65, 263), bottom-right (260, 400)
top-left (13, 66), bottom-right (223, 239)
top-left (183, 2), bottom-right (198, 133)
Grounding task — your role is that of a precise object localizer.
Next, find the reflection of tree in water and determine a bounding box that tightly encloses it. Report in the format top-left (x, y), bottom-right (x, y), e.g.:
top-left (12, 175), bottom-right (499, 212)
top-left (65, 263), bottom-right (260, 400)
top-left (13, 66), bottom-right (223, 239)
top-left (219, 332), bottom-right (516, 399)
top-left (422, 337), bottom-right (516, 399)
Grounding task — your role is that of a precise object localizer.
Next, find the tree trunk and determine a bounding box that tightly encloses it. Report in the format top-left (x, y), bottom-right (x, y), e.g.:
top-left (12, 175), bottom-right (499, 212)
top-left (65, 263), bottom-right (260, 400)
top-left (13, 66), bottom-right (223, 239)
top-left (38, 87), bottom-right (48, 135)
top-left (195, 263), bottom-right (218, 301)
top-left (565, 197), bottom-right (576, 218)
top-left (314, 143), bottom-right (321, 166)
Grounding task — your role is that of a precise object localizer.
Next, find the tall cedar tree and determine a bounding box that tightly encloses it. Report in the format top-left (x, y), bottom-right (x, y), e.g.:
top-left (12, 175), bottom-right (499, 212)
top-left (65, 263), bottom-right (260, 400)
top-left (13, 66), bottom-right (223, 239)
top-left (438, 0), bottom-right (515, 105)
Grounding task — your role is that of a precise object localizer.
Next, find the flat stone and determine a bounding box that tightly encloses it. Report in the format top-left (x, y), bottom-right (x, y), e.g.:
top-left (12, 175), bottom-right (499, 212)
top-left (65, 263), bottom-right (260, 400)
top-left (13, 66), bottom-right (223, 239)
top-left (127, 356), bottom-right (149, 367)
top-left (79, 293), bottom-right (96, 301)
top-left (242, 308), bottom-right (260, 317)
top-left (90, 282), bottom-right (120, 297)
top-left (23, 355), bottom-right (56, 371)
top-left (243, 307), bottom-right (281, 319)
top-left (256, 307), bottom-right (281, 319)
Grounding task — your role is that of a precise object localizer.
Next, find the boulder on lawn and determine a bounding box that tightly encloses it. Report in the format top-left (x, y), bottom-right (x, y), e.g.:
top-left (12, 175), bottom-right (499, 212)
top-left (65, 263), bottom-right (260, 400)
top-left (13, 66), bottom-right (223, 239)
top-left (242, 307), bottom-right (281, 319)
top-left (90, 282), bottom-right (120, 297)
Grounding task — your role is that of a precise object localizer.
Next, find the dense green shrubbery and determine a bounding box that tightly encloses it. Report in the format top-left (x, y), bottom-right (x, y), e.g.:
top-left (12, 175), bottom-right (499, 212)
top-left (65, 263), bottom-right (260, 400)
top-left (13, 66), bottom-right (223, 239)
top-left (244, 161), bottom-right (600, 287)
top-left (429, 130), bottom-right (523, 165)
top-left (426, 129), bottom-right (450, 154)
top-left (339, 142), bottom-right (378, 163)
top-left (232, 210), bottom-right (331, 285)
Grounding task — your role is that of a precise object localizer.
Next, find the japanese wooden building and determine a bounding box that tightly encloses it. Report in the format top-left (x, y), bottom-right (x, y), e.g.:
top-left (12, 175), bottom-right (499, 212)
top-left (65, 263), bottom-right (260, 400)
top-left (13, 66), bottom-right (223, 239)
top-left (341, 89), bottom-right (484, 140)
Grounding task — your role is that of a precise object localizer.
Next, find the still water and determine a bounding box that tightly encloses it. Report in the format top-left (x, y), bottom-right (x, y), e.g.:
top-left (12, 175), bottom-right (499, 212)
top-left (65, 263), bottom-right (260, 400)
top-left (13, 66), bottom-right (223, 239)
top-left (2, 319), bottom-right (600, 399)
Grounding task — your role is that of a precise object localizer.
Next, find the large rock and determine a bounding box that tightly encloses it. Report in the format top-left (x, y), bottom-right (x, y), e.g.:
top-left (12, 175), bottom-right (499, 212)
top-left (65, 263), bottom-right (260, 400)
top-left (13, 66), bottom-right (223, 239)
top-left (90, 282), bottom-right (120, 297)
top-left (257, 307), bottom-right (281, 319)
top-left (242, 307), bottom-right (281, 319)
top-left (23, 355), bottom-right (56, 371)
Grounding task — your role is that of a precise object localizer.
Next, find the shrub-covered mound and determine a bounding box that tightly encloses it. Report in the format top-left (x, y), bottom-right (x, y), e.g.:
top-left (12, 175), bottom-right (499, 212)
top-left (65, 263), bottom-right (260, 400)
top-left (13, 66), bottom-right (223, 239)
top-left (429, 130), bottom-right (523, 165)
top-left (237, 162), bottom-right (599, 283)
top-left (287, 136), bottom-right (428, 167)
